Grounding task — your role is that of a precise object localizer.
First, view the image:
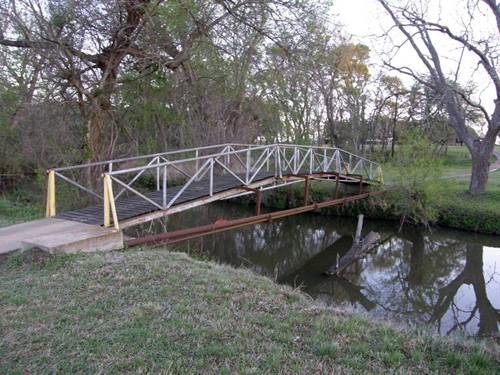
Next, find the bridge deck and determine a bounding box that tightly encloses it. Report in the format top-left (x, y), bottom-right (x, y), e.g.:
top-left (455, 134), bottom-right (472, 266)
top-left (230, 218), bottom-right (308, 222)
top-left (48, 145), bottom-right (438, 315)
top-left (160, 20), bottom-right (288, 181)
top-left (57, 171), bottom-right (276, 226)
top-left (57, 171), bottom-right (366, 226)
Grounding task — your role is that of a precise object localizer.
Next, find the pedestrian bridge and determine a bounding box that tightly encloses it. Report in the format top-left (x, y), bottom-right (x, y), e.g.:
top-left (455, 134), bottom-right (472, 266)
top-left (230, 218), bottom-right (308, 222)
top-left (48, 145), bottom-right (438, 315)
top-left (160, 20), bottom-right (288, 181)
top-left (47, 143), bottom-right (383, 230)
top-left (0, 143), bottom-right (383, 254)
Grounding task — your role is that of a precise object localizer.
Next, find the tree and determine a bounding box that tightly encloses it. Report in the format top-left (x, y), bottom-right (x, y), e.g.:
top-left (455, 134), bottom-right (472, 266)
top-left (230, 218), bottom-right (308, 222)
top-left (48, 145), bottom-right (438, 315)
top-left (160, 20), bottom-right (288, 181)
top-left (377, 75), bottom-right (407, 157)
top-left (0, 0), bottom-right (325, 165)
top-left (377, 0), bottom-right (500, 195)
top-left (337, 44), bottom-right (371, 153)
top-left (0, 0), bottom-right (161, 165)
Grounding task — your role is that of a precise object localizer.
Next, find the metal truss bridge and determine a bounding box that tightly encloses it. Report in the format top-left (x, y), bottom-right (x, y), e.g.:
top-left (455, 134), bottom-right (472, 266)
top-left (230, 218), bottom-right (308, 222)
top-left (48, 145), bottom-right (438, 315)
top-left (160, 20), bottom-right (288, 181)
top-left (45, 143), bottom-right (383, 231)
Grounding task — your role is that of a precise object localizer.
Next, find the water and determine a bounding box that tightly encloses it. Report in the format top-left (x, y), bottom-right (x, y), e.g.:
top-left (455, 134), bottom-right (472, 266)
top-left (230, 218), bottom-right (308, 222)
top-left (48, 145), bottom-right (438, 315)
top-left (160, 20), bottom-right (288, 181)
top-left (126, 202), bottom-right (500, 338)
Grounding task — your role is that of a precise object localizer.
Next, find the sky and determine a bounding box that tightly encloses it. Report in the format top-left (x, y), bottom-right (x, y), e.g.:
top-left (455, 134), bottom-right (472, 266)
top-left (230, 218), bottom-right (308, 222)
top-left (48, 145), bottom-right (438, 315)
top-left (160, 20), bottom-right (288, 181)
top-left (331, 0), bottom-right (497, 125)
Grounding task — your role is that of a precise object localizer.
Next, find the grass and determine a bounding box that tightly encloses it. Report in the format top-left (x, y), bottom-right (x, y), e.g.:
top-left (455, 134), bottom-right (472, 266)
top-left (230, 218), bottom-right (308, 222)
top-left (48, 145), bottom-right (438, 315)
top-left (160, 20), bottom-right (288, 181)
top-left (1, 249), bottom-right (498, 374)
top-left (0, 196), bottom-right (43, 228)
top-left (380, 145), bottom-right (497, 184)
top-left (434, 171), bottom-right (500, 233)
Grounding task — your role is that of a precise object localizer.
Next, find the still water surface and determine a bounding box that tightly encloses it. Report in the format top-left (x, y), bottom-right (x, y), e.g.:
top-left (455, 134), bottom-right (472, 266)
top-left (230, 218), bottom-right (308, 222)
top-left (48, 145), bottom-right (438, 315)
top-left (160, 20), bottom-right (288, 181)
top-left (127, 203), bottom-right (500, 338)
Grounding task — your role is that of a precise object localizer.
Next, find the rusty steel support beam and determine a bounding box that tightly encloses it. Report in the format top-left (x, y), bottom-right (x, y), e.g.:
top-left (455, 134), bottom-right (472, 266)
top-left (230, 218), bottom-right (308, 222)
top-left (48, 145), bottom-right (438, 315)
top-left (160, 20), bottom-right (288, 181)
top-left (290, 174), bottom-right (311, 206)
top-left (256, 190), bottom-right (262, 215)
top-left (304, 176), bottom-right (310, 206)
top-left (240, 186), bottom-right (262, 215)
top-left (335, 172), bottom-right (340, 198)
top-left (126, 191), bottom-right (384, 248)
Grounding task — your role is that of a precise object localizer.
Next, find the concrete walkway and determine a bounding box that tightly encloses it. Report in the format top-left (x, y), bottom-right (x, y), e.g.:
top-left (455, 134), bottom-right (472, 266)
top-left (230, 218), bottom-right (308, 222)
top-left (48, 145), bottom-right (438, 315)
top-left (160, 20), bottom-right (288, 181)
top-left (491, 151), bottom-right (500, 172)
top-left (0, 218), bottom-right (123, 254)
top-left (443, 151), bottom-right (500, 180)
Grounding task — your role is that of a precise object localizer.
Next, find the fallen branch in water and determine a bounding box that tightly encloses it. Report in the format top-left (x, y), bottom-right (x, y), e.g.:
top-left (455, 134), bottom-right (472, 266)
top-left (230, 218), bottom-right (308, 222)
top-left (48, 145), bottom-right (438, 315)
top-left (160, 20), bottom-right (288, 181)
top-left (324, 231), bottom-right (382, 276)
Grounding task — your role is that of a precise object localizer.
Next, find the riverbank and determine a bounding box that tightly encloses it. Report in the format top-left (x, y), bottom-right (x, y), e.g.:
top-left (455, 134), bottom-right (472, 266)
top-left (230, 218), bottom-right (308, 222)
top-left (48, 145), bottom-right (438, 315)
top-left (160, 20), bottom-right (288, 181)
top-left (254, 168), bottom-right (500, 235)
top-left (1, 248), bottom-right (498, 373)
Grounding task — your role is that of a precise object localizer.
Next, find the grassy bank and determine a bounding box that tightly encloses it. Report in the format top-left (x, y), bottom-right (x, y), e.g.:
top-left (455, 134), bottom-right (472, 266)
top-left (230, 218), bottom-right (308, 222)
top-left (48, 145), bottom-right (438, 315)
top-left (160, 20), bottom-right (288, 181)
top-left (0, 196), bottom-right (43, 227)
top-left (435, 173), bottom-right (500, 234)
top-left (1, 249), bottom-right (498, 374)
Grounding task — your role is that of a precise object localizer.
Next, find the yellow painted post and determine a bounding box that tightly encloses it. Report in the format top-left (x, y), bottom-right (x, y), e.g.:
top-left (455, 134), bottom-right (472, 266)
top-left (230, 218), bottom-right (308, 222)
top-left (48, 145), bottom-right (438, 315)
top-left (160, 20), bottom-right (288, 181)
top-left (377, 166), bottom-right (384, 185)
top-left (104, 175), bottom-right (119, 230)
top-left (343, 162), bottom-right (351, 175)
top-left (45, 170), bottom-right (56, 217)
top-left (103, 176), bottom-right (110, 227)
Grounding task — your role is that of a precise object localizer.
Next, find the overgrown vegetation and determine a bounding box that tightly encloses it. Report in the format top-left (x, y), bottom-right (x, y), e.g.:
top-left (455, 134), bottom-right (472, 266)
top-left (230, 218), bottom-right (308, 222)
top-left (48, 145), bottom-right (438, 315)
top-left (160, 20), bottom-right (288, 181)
top-left (1, 249), bottom-right (498, 373)
top-left (0, 194), bottom-right (43, 227)
top-left (385, 130), bottom-right (442, 228)
top-left (0, 0), bottom-right (498, 197)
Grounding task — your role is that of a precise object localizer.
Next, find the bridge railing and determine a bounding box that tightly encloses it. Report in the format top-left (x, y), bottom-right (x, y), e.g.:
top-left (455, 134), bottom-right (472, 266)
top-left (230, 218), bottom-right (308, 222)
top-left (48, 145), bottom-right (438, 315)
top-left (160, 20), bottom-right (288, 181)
top-left (45, 143), bottom-right (232, 216)
top-left (45, 144), bottom-right (382, 228)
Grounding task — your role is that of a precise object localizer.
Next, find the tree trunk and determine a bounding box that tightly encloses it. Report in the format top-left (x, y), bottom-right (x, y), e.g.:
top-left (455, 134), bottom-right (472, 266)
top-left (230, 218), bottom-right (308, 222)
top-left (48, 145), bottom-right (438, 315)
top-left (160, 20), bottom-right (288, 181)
top-left (469, 151), bottom-right (490, 195)
top-left (391, 94), bottom-right (399, 158)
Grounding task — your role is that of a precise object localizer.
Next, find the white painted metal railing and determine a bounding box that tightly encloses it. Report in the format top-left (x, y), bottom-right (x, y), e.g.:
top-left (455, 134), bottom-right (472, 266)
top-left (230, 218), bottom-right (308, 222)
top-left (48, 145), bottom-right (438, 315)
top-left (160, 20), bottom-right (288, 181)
top-left (46, 143), bottom-right (382, 227)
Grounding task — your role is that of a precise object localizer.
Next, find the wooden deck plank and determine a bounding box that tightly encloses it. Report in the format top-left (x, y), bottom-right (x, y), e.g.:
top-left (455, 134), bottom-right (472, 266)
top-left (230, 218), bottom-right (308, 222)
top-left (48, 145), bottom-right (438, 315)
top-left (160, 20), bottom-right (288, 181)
top-left (57, 171), bottom-right (275, 226)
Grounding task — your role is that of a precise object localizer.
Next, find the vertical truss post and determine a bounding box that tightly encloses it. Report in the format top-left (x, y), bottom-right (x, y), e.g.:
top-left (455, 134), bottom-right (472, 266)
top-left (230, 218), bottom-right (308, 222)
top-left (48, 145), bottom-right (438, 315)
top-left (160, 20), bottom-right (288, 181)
top-left (209, 158), bottom-right (214, 196)
top-left (225, 150), bottom-right (230, 171)
top-left (156, 156), bottom-right (160, 191)
top-left (377, 165), bottom-right (384, 184)
top-left (274, 146), bottom-right (279, 178)
top-left (266, 148), bottom-right (270, 172)
top-left (195, 149), bottom-right (199, 181)
top-left (335, 172), bottom-right (340, 199)
top-left (309, 148), bottom-right (313, 174)
top-left (45, 169), bottom-right (56, 217)
top-left (323, 148), bottom-right (327, 172)
top-left (245, 149), bottom-right (251, 184)
top-left (293, 147), bottom-right (298, 173)
top-left (162, 165), bottom-right (168, 209)
top-left (103, 174), bottom-right (119, 230)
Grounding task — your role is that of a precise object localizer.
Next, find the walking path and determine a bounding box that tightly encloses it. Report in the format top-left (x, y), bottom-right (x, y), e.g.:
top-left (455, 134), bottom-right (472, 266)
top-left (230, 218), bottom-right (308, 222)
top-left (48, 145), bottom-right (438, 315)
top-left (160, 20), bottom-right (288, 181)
top-left (443, 151), bottom-right (500, 179)
top-left (491, 151), bottom-right (500, 172)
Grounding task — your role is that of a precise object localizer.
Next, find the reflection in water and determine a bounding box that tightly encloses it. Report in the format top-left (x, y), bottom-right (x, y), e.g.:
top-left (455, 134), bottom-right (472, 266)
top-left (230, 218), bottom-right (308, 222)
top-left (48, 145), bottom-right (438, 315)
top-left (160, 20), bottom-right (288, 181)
top-left (127, 202), bottom-right (500, 337)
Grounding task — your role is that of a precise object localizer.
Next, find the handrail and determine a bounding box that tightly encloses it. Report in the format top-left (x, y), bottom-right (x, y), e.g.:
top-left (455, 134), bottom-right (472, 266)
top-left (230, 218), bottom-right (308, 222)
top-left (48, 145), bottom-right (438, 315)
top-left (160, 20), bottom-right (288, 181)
top-left (51, 143), bottom-right (233, 172)
top-left (105, 144), bottom-right (274, 176)
top-left (103, 144), bottom-right (379, 176)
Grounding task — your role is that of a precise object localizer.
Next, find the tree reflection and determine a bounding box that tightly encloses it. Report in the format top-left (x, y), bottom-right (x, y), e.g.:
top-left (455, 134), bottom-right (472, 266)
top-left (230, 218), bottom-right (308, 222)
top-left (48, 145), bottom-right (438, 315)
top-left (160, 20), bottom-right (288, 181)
top-left (430, 243), bottom-right (500, 337)
top-left (356, 233), bottom-right (499, 337)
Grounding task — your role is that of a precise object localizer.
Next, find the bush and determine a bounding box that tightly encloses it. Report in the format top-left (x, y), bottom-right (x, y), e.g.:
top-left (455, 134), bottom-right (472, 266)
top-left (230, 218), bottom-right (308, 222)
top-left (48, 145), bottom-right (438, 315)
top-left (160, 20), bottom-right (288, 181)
top-left (386, 129), bottom-right (442, 228)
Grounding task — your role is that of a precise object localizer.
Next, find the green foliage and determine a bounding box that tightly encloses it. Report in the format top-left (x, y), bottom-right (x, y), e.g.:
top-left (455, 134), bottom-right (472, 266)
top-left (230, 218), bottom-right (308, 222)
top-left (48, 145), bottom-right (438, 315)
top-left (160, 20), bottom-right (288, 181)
top-left (0, 195), bottom-right (43, 227)
top-left (388, 129), bottom-right (442, 228)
